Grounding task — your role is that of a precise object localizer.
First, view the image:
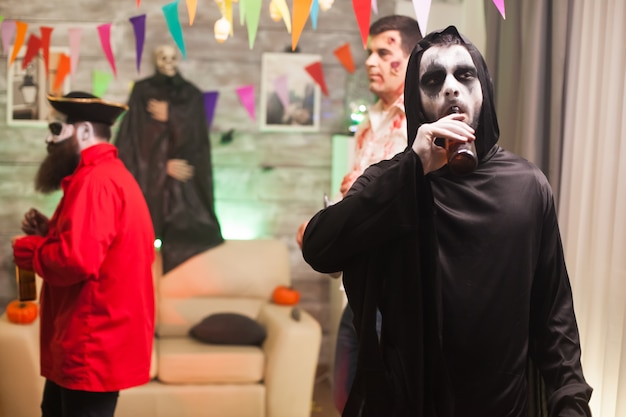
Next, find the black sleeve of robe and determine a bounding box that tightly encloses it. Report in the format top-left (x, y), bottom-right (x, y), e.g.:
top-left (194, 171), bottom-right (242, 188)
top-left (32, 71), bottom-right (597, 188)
top-left (303, 150), bottom-right (453, 417)
top-left (529, 189), bottom-right (593, 416)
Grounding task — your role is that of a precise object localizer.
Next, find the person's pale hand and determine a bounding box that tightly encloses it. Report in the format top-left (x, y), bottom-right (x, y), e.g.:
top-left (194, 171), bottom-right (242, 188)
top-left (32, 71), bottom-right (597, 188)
top-left (411, 113), bottom-right (475, 174)
top-left (21, 208), bottom-right (49, 236)
top-left (340, 170), bottom-right (361, 196)
top-left (167, 159), bottom-right (194, 182)
top-left (147, 99), bottom-right (169, 122)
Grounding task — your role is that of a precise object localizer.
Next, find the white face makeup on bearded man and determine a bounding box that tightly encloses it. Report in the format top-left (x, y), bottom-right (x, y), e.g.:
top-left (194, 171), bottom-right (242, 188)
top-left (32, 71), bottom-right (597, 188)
top-left (46, 109), bottom-right (75, 145)
top-left (418, 44), bottom-right (483, 130)
top-left (154, 45), bottom-right (178, 77)
top-left (37, 110), bottom-right (81, 193)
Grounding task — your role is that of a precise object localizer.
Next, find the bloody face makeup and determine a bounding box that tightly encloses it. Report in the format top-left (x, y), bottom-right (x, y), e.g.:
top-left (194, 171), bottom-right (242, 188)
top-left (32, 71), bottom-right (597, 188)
top-left (418, 44), bottom-right (483, 129)
top-left (365, 30), bottom-right (409, 106)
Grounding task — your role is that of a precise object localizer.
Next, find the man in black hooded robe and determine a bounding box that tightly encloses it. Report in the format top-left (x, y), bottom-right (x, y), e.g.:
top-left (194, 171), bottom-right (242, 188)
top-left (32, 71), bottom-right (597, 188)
top-left (301, 26), bottom-right (592, 417)
top-left (115, 45), bottom-right (223, 274)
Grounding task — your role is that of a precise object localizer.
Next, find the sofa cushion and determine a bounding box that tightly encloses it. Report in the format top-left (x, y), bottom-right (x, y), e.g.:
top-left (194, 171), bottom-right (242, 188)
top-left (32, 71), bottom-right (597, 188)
top-left (189, 313), bottom-right (267, 346)
top-left (157, 337), bottom-right (264, 384)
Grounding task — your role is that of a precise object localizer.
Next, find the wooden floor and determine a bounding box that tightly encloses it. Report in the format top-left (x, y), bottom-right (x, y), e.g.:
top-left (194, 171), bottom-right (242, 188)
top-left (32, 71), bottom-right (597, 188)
top-left (311, 369), bottom-right (341, 417)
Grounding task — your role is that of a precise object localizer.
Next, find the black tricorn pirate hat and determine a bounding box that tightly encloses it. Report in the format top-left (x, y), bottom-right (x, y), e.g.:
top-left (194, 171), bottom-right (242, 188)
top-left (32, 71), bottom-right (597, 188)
top-left (47, 91), bottom-right (128, 125)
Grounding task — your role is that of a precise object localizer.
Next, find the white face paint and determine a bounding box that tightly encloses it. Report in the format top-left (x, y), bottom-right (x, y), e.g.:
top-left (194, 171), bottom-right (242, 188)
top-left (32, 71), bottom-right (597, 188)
top-left (154, 45), bottom-right (178, 77)
top-left (45, 110), bottom-right (74, 144)
top-left (418, 44), bottom-right (483, 129)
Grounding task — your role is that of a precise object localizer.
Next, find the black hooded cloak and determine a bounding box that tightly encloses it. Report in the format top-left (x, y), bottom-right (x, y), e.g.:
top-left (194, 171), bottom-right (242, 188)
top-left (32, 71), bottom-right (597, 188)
top-left (302, 26), bottom-right (592, 417)
top-left (115, 72), bottom-right (223, 274)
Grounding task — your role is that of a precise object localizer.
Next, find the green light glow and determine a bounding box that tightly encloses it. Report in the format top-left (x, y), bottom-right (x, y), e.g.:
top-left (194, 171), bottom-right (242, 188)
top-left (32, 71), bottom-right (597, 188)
top-left (214, 201), bottom-right (265, 240)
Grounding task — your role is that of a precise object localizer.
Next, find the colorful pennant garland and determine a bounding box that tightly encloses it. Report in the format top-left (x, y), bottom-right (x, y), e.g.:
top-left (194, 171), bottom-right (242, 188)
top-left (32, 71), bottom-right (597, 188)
top-left (129, 15), bottom-right (146, 73)
top-left (0, 0), bottom-right (507, 125)
top-left (21, 34), bottom-right (41, 70)
top-left (68, 27), bottom-right (82, 78)
top-left (203, 91), bottom-right (219, 127)
top-left (97, 23), bottom-right (117, 77)
top-left (352, 0), bottom-right (371, 49)
top-left (236, 84), bottom-right (256, 121)
top-left (40, 26), bottom-right (53, 76)
top-left (304, 61), bottom-right (328, 96)
top-left (333, 43), bottom-right (355, 73)
top-left (9, 21), bottom-right (28, 66)
top-left (162, 1), bottom-right (186, 59)
top-left (292, 0), bottom-right (312, 51)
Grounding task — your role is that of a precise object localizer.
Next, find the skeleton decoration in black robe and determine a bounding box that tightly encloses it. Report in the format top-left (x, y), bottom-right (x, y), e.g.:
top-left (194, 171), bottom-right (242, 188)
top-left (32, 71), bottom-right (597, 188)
top-left (115, 45), bottom-right (223, 274)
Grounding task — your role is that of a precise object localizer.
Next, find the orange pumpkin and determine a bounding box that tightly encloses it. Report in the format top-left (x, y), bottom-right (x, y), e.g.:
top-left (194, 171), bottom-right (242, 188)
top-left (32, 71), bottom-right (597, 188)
top-left (272, 285), bottom-right (300, 306)
top-left (6, 300), bottom-right (38, 324)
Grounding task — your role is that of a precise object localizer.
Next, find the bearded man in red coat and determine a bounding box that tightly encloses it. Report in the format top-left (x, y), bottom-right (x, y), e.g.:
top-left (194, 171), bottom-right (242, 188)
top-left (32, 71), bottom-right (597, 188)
top-left (12, 92), bottom-right (155, 417)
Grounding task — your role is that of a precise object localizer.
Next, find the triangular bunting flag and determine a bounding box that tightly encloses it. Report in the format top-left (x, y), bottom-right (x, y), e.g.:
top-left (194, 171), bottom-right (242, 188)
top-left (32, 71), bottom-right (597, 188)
top-left (68, 28), bottom-right (83, 78)
top-left (492, 0), bottom-right (506, 19)
top-left (372, 0), bottom-right (378, 15)
top-left (203, 91), bottom-right (219, 127)
top-left (97, 23), bottom-right (117, 77)
top-left (333, 43), bottom-right (355, 73)
top-left (310, 0), bottom-right (319, 30)
top-left (236, 84), bottom-right (256, 121)
top-left (352, 0), bottom-right (371, 49)
top-left (92, 69), bottom-right (114, 98)
top-left (273, 0), bottom-right (291, 33)
top-left (186, 0), bottom-right (198, 25)
top-left (273, 75), bottom-right (290, 109)
top-left (129, 15), bottom-right (146, 73)
top-left (292, 0), bottom-right (312, 51)
top-left (40, 27), bottom-right (53, 76)
top-left (52, 53), bottom-right (71, 93)
top-left (225, 0), bottom-right (234, 36)
top-left (1, 19), bottom-right (15, 56)
top-left (162, 1), bottom-right (187, 58)
top-left (21, 35), bottom-right (41, 71)
top-left (9, 21), bottom-right (28, 67)
top-left (412, 0), bottom-right (431, 37)
top-left (304, 61), bottom-right (328, 96)
top-left (244, 0), bottom-right (261, 49)
top-left (239, 0), bottom-right (247, 26)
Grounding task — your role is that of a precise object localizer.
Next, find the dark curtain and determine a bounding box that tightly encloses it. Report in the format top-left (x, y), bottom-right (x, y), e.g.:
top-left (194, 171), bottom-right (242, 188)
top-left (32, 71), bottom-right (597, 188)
top-left (483, 0), bottom-right (575, 204)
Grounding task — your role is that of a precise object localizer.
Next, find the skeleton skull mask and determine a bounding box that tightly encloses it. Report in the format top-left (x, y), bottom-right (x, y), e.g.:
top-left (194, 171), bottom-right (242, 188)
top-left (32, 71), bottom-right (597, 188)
top-left (154, 45), bottom-right (178, 77)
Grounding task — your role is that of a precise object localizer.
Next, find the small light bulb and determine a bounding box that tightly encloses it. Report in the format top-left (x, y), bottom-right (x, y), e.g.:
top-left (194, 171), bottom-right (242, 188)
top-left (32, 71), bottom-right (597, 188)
top-left (214, 17), bottom-right (231, 43)
top-left (319, 0), bottom-right (334, 12)
top-left (269, 1), bottom-right (282, 22)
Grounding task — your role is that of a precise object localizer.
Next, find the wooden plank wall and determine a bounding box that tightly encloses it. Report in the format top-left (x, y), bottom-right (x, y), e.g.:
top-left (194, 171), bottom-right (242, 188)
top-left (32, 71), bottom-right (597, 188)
top-left (0, 0), bottom-right (398, 368)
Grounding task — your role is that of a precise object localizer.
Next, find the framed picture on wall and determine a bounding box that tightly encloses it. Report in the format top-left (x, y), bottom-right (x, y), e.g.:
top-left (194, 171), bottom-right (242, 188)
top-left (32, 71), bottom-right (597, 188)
top-left (259, 52), bottom-right (321, 132)
top-left (6, 46), bottom-right (71, 126)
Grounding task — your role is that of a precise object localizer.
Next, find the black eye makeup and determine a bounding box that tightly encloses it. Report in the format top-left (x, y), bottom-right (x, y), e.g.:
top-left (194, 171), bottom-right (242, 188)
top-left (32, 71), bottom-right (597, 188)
top-left (420, 70), bottom-right (445, 88)
top-left (455, 66), bottom-right (478, 81)
top-left (48, 122), bottom-right (64, 136)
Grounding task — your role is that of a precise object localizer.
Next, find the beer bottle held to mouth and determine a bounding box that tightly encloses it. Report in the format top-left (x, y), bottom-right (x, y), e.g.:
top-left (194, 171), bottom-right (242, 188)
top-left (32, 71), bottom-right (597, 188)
top-left (446, 106), bottom-right (478, 175)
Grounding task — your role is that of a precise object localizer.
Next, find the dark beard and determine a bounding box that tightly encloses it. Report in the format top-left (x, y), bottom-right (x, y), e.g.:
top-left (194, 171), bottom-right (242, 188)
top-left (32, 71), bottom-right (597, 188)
top-left (35, 138), bottom-right (80, 194)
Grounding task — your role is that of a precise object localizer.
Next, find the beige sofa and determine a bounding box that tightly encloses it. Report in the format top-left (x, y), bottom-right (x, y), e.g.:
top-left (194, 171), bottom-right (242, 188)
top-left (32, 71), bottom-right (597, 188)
top-left (0, 239), bottom-right (322, 417)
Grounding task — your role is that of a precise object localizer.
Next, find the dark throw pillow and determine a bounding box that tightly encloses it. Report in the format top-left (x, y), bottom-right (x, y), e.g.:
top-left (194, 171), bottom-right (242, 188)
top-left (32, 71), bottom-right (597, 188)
top-left (189, 313), bottom-right (267, 346)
